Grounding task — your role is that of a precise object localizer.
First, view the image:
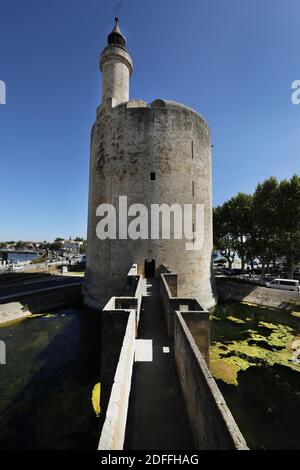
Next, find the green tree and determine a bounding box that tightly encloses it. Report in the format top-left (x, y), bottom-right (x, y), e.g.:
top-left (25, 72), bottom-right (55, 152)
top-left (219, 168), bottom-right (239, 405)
top-left (79, 242), bottom-right (86, 254)
top-left (213, 205), bottom-right (236, 269)
top-left (214, 175), bottom-right (300, 278)
top-left (214, 193), bottom-right (253, 272)
top-left (50, 240), bottom-right (63, 251)
top-left (15, 240), bottom-right (26, 250)
top-left (276, 175), bottom-right (300, 278)
top-left (252, 177), bottom-right (279, 275)
top-left (225, 193), bottom-right (253, 272)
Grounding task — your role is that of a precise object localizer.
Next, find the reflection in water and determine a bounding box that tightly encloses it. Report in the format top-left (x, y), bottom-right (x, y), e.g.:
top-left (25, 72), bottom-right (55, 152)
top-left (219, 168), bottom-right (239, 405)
top-left (0, 307), bottom-right (101, 450)
top-left (211, 302), bottom-right (300, 450)
top-left (92, 383), bottom-right (101, 417)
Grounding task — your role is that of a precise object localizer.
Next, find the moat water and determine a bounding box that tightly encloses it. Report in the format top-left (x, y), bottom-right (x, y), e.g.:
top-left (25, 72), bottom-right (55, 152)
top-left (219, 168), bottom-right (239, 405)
top-left (0, 307), bottom-right (101, 450)
top-left (7, 252), bottom-right (39, 263)
top-left (211, 302), bottom-right (300, 450)
top-left (1, 299), bottom-right (299, 450)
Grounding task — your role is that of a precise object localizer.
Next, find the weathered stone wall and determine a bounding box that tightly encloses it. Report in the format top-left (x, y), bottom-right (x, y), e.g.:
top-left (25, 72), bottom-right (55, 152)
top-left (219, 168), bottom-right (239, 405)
top-left (182, 311), bottom-right (210, 367)
top-left (0, 286), bottom-right (82, 324)
top-left (98, 268), bottom-right (143, 449)
top-left (99, 307), bottom-right (135, 450)
top-left (216, 277), bottom-right (300, 309)
top-left (175, 312), bottom-right (248, 450)
top-left (160, 272), bottom-right (210, 361)
top-left (84, 99), bottom-right (215, 310)
top-left (16, 285), bottom-right (82, 313)
top-left (0, 302), bottom-right (31, 325)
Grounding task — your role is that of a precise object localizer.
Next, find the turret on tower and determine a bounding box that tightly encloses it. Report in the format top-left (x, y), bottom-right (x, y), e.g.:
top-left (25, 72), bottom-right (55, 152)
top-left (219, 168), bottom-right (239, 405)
top-left (100, 18), bottom-right (133, 106)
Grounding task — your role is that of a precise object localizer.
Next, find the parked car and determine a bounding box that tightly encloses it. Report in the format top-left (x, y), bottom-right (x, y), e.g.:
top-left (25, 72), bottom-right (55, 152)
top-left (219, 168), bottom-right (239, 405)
top-left (7, 264), bottom-right (24, 272)
top-left (232, 268), bottom-right (243, 275)
top-left (49, 257), bottom-right (62, 263)
top-left (220, 267), bottom-right (233, 275)
top-left (266, 278), bottom-right (300, 292)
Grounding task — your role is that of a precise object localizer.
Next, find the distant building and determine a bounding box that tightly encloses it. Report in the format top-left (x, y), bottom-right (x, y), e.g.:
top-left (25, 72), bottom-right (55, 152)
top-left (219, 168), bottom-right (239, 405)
top-left (62, 240), bottom-right (83, 254)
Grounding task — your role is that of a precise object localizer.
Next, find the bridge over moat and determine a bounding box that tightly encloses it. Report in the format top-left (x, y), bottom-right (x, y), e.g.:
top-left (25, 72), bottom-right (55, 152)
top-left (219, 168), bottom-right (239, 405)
top-left (125, 278), bottom-right (194, 450)
top-left (98, 265), bottom-right (248, 450)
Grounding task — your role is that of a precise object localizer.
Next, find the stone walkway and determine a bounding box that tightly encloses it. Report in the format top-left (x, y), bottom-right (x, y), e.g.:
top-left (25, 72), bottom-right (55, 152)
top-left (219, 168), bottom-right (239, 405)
top-left (124, 279), bottom-right (194, 450)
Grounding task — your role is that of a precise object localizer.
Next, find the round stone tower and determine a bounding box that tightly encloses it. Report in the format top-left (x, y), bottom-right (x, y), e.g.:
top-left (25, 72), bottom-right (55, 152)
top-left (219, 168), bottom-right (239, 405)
top-left (83, 19), bottom-right (215, 310)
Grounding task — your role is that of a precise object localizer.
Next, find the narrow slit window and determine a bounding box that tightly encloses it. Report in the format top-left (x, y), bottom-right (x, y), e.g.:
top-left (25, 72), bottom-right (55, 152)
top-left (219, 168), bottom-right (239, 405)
top-left (150, 172), bottom-right (156, 181)
top-left (191, 141), bottom-right (194, 159)
top-left (192, 181), bottom-right (195, 197)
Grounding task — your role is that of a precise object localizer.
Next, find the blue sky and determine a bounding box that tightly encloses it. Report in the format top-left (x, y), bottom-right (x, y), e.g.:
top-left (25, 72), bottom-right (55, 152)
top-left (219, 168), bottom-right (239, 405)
top-left (0, 0), bottom-right (299, 241)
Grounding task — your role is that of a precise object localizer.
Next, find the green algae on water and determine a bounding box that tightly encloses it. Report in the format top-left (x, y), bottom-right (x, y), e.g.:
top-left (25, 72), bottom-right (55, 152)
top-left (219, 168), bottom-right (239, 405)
top-left (226, 316), bottom-right (246, 324)
top-left (210, 304), bottom-right (300, 385)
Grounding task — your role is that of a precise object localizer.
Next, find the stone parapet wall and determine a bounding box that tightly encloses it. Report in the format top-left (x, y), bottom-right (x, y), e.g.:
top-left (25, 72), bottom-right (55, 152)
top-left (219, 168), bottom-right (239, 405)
top-left (175, 312), bottom-right (248, 450)
top-left (99, 310), bottom-right (135, 450)
top-left (216, 277), bottom-right (300, 309)
top-left (160, 271), bottom-right (209, 359)
top-left (98, 264), bottom-right (143, 450)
